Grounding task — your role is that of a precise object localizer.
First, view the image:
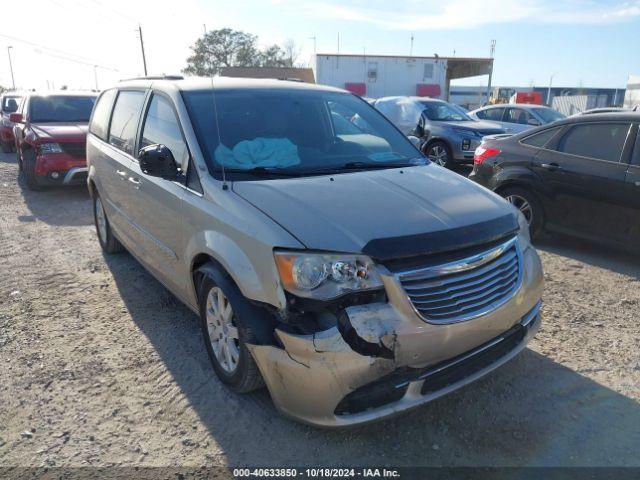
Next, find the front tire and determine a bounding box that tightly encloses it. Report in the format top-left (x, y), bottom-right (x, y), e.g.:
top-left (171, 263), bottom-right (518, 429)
top-left (500, 186), bottom-right (544, 239)
top-left (93, 192), bottom-right (124, 253)
top-left (425, 140), bottom-right (452, 168)
top-left (22, 150), bottom-right (43, 191)
top-left (199, 269), bottom-right (264, 393)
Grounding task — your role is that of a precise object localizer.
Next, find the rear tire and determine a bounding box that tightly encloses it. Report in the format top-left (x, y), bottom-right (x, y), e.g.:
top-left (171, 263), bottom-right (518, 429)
top-left (500, 186), bottom-right (544, 239)
top-left (93, 192), bottom-right (124, 253)
top-left (424, 140), bottom-right (452, 168)
top-left (199, 268), bottom-right (264, 393)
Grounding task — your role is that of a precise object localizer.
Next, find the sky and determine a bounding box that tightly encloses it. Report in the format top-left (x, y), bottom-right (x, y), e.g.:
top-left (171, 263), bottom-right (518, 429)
top-left (0, 0), bottom-right (638, 92)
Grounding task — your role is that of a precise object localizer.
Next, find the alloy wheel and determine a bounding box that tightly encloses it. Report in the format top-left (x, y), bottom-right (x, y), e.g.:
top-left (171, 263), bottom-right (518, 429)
top-left (428, 145), bottom-right (448, 166)
top-left (505, 194), bottom-right (533, 225)
top-left (206, 287), bottom-right (240, 373)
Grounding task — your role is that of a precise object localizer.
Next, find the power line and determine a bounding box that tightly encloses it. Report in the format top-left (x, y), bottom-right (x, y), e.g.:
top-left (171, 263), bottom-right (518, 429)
top-left (0, 33), bottom-right (125, 72)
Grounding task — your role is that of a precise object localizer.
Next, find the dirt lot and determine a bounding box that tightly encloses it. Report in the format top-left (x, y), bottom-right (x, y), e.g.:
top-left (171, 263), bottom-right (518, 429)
top-left (0, 151), bottom-right (639, 469)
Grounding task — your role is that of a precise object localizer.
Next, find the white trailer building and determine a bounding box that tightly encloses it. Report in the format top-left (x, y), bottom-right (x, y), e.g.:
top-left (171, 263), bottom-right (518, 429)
top-left (315, 53), bottom-right (493, 101)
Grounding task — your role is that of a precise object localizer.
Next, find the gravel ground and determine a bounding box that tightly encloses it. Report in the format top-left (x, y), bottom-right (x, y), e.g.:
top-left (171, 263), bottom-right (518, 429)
top-left (0, 151), bottom-right (639, 469)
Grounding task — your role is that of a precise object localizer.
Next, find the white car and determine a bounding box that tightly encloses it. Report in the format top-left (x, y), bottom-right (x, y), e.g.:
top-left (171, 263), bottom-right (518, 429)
top-left (469, 104), bottom-right (565, 133)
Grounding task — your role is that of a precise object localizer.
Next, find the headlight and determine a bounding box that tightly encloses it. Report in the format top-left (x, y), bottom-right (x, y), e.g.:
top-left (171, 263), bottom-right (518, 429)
top-left (39, 143), bottom-right (63, 154)
top-left (517, 211), bottom-right (531, 244)
top-left (274, 251), bottom-right (383, 300)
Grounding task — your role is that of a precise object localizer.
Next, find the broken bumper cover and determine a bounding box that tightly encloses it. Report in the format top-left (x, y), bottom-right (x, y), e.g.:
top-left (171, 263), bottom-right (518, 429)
top-left (249, 244), bottom-right (543, 427)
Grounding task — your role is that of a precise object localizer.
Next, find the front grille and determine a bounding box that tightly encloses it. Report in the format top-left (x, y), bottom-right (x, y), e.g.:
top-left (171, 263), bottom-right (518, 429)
top-left (398, 237), bottom-right (521, 323)
top-left (60, 142), bottom-right (86, 158)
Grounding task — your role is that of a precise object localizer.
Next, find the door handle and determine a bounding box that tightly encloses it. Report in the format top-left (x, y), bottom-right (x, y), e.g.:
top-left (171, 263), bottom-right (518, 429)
top-left (128, 177), bottom-right (140, 186)
top-left (116, 169), bottom-right (127, 178)
top-left (541, 163), bottom-right (562, 171)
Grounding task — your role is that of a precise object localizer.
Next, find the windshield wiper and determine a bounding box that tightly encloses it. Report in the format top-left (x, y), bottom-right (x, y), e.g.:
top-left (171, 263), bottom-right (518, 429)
top-left (216, 166), bottom-right (303, 177)
top-left (305, 160), bottom-right (423, 174)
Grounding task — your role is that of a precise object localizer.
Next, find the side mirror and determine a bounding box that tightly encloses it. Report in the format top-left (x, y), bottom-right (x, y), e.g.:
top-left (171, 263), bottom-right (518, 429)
top-left (138, 144), bottom-right (179, 180)
top-left (407, 135), bottom-right (421, 149)
top-left (9, 113), bottom-right (23, 123)
top-left (527, 118), bottom-right (541, 126)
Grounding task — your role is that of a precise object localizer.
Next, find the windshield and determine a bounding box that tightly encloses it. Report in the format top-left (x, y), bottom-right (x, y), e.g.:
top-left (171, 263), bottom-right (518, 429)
top-left (183, 89), bottom-right (423, 180)
top-left (420, 101), bottom-right (471, 122)
top-left (30, 95), bottom-right (96, 123)
top-left (2, 96), bottom-right (21, 113)
top-left (533, 107), bottom-right (565, 124)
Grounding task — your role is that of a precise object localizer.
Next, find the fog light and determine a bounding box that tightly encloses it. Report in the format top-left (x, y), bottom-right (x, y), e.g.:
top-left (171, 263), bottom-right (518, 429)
top-left (50, 171), bottom-right (60, 179)
top-left (462, 139), bottom-right (471, 150)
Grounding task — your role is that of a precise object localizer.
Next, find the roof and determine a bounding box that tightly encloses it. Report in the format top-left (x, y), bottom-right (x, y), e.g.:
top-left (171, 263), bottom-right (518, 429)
top-left (22, 91), bottom-right (98, 97)
top-left (317, 53), bottom-right (492, 62)
top-left (549, 111), bottom-right (640, 125)
top-left (117, 76), bottom-right (344, 93)
top-left (220, 67), bottom-right (315, 84)
top-left (474, 104), bottom-right (553, 110)
top-left (376, 96), bottom-right (447, 104)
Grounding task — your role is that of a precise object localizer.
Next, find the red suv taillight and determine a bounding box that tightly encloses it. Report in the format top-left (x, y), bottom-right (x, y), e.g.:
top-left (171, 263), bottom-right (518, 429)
top-left (474, 145), bottom-right (501, 165)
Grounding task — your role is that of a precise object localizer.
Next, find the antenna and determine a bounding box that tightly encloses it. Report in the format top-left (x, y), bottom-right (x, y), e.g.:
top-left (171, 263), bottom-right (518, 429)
top-left (203, 26), bottom-right (228, 190)
top-left (138, 25), bottom-right (148, 75)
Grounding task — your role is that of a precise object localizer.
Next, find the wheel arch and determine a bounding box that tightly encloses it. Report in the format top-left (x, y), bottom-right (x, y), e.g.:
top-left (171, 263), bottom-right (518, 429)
top-left (422, 136), bottom-right (451, 154)
top-left (492, 166), bottom-right (550, 199)
top-left (191, 253), bottom-right (280, 346)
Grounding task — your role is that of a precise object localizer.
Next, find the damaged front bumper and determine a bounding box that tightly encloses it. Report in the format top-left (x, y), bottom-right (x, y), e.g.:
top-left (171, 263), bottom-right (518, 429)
top-left (249, 243), bottom-right (543, 427)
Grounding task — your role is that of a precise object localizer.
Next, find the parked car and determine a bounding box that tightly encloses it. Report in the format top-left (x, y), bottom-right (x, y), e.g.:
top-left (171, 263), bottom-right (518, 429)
top-left (87, 77), bottom-right (543, 427)
top-left (469, 112), bottom-right (640, 250)
top-left (469, 104), bottom-right (565, 134)
top-left (576, 107), bottom-right (636, 115)
top-left (373, 97), bottom-right (505, 167)
top-left (12, 92), bottom-right (97, 190)
top-left (0, 92), bottom-right (23, 153)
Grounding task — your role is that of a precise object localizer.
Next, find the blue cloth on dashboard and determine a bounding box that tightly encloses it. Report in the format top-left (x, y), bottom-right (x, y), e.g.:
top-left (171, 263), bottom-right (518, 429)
top-left (214, 137), bottom-right (300, 169)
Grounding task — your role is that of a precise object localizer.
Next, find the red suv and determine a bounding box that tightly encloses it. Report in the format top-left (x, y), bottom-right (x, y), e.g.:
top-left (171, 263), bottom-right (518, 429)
top-left (12, 92), bottom-right (97, 190)
top-left (0, 93), bottom-right (23, 153)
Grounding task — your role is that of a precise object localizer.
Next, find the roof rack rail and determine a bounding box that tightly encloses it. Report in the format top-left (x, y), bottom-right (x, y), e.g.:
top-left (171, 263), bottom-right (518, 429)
top-left (120, 75), bottom-right (184, 82)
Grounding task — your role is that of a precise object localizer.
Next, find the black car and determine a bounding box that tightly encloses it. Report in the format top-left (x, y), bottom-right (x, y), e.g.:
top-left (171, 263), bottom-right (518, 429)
top-left (469, 112), bottom-right (640, 249)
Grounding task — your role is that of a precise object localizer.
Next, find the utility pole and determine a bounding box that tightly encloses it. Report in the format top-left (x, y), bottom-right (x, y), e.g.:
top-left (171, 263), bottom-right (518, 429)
top-left (7, 46), bottom-right (15, 89)
top-left (309, 36), bottom-right (316, 55)
top-left (93, 65), bottom-right (99, 90)
top-left (203, 24), bottom-right (207, 36)
top-left (138, 25), bottom-right (148, 76)
top-left (546, 72), bottom-right (557, 106)
top-left (410, 34), bottom-right (414, 56)
top-left (485, 39), bottom-right (496, 105)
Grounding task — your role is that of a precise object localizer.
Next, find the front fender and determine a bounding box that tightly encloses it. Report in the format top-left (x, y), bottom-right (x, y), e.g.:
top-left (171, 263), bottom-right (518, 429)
top-left (185, 230), bottom-right (288, 311)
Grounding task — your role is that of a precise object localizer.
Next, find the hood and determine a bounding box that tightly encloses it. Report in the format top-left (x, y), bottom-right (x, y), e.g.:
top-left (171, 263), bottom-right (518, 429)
top-left (438, 120), bottom-right (504, 135)
top-left (233, 164), bottom-right (517, 260)
top-left (31, 123), bottom-right (88, 142)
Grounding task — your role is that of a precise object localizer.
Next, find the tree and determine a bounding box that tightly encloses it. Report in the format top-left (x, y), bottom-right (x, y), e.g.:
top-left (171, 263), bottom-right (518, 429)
top-left (282, 39), bottom-right (301, 68)
top-left (183, 29), bottom-right (304, 75)
top-left (257, 45), bottom-right (288, 68)
top-left (183, 28), bottom-right (260, 76)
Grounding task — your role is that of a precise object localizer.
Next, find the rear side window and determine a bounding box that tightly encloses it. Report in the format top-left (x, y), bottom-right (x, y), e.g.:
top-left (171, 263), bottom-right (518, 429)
top-left (478, 108), bottom-right (504, 121)
top-left (521, 126), bottom-right (561, 148)
top-left (556, 123), bottom-right (631, 163)
top-left (140, 94), bottom-right (189, 168)
top-left (108, 91), bottom-right (145, 156)
top-left (505, 108), bottom-right (530, 125)
top-left (89, 89), bottom-right (117, 141)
